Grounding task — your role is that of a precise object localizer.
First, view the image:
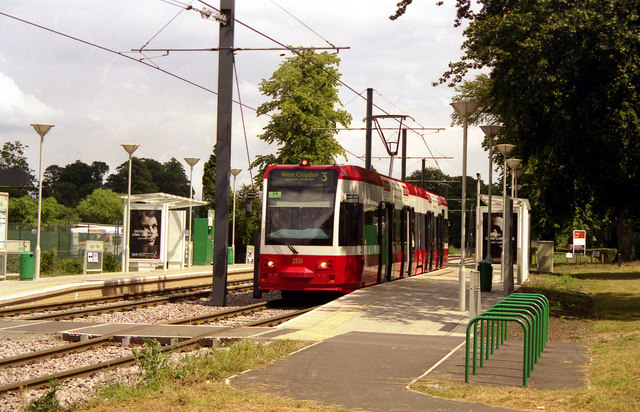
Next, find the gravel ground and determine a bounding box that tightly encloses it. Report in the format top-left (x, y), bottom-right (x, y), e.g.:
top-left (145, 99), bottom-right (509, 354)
top-left (0, 291), bottom-right (290, 411)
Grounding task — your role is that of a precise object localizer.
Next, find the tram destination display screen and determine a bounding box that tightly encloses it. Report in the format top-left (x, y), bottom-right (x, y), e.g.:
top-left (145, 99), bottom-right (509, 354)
top-left (268, 168), bottom-right (338, 187)
top-left (266, 168), bottom-right (338, 246)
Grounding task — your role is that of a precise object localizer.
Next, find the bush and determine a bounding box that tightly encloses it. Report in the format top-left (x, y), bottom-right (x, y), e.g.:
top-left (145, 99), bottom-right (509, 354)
top-left (40, 249), bottom-right (58, 275)
top-left (39, 248), bottom-right (83, 276)
top-left (103, 253), bottom-right (120, 272)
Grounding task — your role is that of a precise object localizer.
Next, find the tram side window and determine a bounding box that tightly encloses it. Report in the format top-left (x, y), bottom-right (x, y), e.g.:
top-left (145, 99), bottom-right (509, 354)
top-left (339, 202), bottom-right (363, 246)
top-left (364, 208), bottom-right (377, 246)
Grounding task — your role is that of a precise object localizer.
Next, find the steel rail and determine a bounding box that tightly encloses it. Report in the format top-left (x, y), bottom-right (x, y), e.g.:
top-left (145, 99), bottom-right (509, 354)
top-left (0, 280), bottom-right (252, 319)
top-left (0, 304), bottom-right (313, 394)
top-left (0, 270), bottom-right (254, 314)
top-left (0, 300), bottom-right (268, 371)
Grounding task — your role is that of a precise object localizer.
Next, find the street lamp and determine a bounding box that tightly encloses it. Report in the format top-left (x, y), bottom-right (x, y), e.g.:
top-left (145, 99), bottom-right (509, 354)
top-left (230, 168), bottom-right (242, 265)
top-left (513, 169), bottom-right (523, 198)
top-left (30, 124), bottom-right (54, 280)
top-left (450, 101), bottom-right (480, 312)
top-left (496, 144), bottom-right (515, 289)
top-left (184, 157), bottom-right (200, 267)
top-left (121, 144), bottom-right (139, 273)
top-left (506, 159), bottom-right (522, 198)
top-left (480, 125), bottom-right (502, 262)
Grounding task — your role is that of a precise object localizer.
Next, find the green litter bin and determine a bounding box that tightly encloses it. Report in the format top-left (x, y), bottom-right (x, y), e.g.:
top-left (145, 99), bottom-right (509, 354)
top-left (478, 260), bottom-right (493, 292)
top-left (19, 251), bottom-right (35, 281)
top-left (228, 247), bottom-right (234, 264)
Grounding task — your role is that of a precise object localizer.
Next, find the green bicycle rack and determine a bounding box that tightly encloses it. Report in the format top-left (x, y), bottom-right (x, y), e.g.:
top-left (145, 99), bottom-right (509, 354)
top-left (465, 293), bottom-right (550, 387)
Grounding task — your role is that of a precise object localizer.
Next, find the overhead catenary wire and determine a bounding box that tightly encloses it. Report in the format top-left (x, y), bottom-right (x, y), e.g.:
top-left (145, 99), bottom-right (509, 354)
top-left (0, 11), bottom-right (264, 116)
top-left (5, 3), bottom-right (448, 177)
top-left (152, 0), bottom-right (446, 175)
top-left (141, 0), bottom-right (195, 51)
top-left (233, 58), bottom-right (254, 183)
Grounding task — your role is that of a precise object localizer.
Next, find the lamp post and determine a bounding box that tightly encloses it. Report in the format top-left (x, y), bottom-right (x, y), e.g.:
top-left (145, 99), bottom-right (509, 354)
top-left (513, 169), bottom-right (523, 198)
top-left (506, 159), bottom-right (522, 198)
top-left (480, 125), bottom-right (502, 262)
top-left (121, 144), bottom-right (139, 273)
top-left (450, 101), bottom-right (480, 312)
top-left (30, 124), bottom-right (54, 281)
top-left (184, 158), bottom-right (200, 268)
top-left (496, 144), bottom-right (515, 286)
top-left (230, 168), bottom-right (242, 265)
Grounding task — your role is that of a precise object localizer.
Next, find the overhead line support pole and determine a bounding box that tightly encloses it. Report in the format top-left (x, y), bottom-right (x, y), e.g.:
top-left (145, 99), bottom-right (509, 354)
top-left (401, 128), bottom-right (407, 181)
top-left (365, 88), bottom-right (373, 170)
top-left (212, 0), bottom-right (235, 306)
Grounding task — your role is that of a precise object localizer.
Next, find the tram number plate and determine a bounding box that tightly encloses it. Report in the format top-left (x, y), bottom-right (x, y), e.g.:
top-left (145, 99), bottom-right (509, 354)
top-left (292, 257), bottom-right (303, 265)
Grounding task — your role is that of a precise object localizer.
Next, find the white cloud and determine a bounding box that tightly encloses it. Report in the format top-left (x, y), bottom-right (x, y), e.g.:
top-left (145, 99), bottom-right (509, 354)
top-left (0, 71), bottom-right (62, 126)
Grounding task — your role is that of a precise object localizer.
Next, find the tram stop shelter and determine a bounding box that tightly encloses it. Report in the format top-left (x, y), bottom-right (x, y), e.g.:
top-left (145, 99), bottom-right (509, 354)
top-left (123, 192), bottom-right (207, 271)
top-left (475, 195), bottom-right (531, 285)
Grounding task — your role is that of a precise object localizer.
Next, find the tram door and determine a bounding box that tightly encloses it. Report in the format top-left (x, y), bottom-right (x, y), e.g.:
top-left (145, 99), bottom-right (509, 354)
top-left (377, 203), bottom-right (390, 283)
top-left (436, 213), bottom-right (445, 268)
top-left (426, 211), bottom-right (434, 271)
top-left (402, 207), bottom-right (414, 277)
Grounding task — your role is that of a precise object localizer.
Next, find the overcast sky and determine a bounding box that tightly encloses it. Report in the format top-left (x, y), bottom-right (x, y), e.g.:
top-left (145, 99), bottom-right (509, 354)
top-left (0, 0), bottom-right (491, 199)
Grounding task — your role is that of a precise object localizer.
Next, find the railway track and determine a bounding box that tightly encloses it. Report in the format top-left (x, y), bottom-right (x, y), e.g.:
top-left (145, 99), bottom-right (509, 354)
top-left (0, 280), bottom-right (253, 319)
top-left (0, 268), bottom-right (254, 312)
top-left (0, 301), bottom-right (316, 394)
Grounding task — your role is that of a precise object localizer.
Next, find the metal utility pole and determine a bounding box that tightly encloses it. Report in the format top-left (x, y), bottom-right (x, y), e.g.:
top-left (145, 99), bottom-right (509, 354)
top-left (401, 128), bottom-right (407, 181)
top-left (365, 88), bottom-right (373, 170)
top-left (212, 0), bottom-right (235, 306)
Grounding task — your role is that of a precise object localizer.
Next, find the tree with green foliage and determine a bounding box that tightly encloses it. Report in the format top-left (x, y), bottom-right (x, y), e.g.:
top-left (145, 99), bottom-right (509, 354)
top-left (42, 160), bottom-right (109, 207)
top-left (106, 157), bottom-right (157, 194)
top-left (8, 195), bottom-right (77, 225)
top-left (76, 188), bottom-right (123, 225)
top-left (394, 0), bottom-right (640, 259)
top-left (106, 157), bottom-right (190, 197)
top-left (202, 145), bottom-right (217, 207)
top-left (156, 158), bottom-right (190, 198)
top-left (0, 141), bottom-right (35, 198)
top-left (252, 49), bottom-right (352, 180)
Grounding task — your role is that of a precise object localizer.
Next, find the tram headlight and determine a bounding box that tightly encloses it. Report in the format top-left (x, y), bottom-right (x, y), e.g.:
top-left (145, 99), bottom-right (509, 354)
top-left (263, 259), bottom-right (276, 269)
top-left (316, 259), bottom-right (332, 270)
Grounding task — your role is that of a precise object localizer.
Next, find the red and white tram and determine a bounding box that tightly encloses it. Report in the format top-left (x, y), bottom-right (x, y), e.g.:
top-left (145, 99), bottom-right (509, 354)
top-left (258, 162), bottom-right (449, 294)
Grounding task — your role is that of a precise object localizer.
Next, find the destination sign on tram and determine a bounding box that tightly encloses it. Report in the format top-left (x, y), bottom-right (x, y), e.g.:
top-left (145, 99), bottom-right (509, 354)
top-left (268, 169), bottom-right (337, 186)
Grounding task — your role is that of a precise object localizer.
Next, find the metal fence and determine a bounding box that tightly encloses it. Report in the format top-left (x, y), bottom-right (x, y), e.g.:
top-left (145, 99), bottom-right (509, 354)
top-left (8, 223), bottom-right (123, 259)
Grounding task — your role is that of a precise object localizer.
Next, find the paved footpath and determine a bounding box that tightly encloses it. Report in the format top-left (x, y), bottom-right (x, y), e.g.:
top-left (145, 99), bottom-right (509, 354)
top-left (230, 266), bottom-right (588, 411)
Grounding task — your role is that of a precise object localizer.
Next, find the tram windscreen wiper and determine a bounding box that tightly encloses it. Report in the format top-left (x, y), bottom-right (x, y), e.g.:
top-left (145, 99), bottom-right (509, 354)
top-left (268, 221), bottom-right (298, 254)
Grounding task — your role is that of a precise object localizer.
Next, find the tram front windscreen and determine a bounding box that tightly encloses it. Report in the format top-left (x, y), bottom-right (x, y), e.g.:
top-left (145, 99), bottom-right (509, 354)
top-left (265, 168), bottom-right (338, 246)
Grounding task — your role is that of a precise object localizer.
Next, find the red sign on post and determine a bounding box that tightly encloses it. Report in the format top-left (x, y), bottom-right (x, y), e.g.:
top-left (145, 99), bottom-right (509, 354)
top-left (572, 230), bottom-right (586, 254)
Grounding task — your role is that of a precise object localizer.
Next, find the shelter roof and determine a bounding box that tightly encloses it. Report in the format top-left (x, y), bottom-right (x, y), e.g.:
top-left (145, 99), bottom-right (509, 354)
top-left (122, 192), bottom-right (207, 209)
top-left (479, 195), bottom-right (531, 211)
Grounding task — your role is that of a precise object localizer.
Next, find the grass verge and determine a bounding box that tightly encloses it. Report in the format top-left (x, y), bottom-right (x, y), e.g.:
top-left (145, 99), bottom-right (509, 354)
top-left (69, 339), bottom-right (346, 412)
top-left (412, 261), bottom-right (640, 412)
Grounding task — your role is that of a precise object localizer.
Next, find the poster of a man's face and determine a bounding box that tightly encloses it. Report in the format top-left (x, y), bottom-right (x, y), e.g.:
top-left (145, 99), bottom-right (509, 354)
top-left (130, 209), bottom-right (161, 259)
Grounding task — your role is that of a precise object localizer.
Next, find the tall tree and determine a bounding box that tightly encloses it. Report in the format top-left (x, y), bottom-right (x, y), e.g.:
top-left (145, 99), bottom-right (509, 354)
top-left (0, 141), bottom-right (35, 197)
top-left (202, 145), bottom-right (217, 207)
top-left (253, 49), bottom-right (352, 180)
top-left (8, 195), bottom-right (77, 225)
top-left (41, 160), bottom-right (111, 207)
top-left (76, 188), bottom-right (123, 225)
top-left (156, 158), bottom-right (190, 198)
top-left (106, 158), bottom-right (158, 195)
top-left (395, 1), bottom-right (640, 258)
top-left (105, 157), bottom-right (190, 197)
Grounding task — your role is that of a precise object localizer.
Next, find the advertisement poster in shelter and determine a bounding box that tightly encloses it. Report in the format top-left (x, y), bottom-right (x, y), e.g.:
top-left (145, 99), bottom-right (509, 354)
top-left (481, 212), bottom-right (518, 263)
top-left (130, 209), bottom-right (161, 259)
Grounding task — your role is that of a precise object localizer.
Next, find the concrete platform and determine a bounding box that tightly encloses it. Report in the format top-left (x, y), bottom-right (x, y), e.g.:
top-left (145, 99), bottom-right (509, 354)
top-left (0, 262), bottom-right (589, 411)
top-left (229, 265), bottom-right (589, 411)
top-left (0, 264), bottom-right (253, 308)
